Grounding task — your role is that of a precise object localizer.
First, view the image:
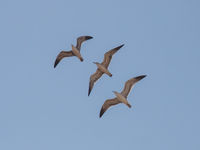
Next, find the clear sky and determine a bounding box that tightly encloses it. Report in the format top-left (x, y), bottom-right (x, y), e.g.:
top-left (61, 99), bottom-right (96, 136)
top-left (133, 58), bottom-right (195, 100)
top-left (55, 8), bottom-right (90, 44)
top-left (0, 0), bottom-right (199, 150)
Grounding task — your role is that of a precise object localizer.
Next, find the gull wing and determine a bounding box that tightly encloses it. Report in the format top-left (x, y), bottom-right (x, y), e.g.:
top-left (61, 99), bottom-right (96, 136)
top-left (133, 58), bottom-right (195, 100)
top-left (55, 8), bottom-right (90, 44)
top-left (88, 69), bottom-right (103, 96)
top-left (99, 98), bottom-right (120, 118)
top-left (76, 36), bottom-right (93, 50)
top-left (101, 44), bottom-right (124, 68)
top-left (121, 75), bottom-right (146, 98)
top-left (54, 51), bottom-right (74, 68)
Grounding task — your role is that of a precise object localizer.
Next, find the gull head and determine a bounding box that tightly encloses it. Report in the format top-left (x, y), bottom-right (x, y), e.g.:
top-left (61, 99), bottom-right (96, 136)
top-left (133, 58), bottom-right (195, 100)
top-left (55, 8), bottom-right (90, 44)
top-left (93, 62), bottom-right (99, 65)
top-left (71, 44), bottom-right (75, 48)
top-left (112, 91), bottom-right (118, 95)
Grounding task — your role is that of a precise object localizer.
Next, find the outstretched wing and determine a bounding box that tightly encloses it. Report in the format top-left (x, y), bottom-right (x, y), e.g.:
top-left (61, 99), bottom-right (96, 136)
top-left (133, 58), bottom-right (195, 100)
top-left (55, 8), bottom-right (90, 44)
top-left (101, 44), bottom-right (124, 68)
top-left (54, 51), bottom-right (74, 68)
top-left (76, 36), bottom-right (93, 50)
top-left (121, 75), bottom-right (146, 98)
top-left (88, 69), bottom-right (103, 96)
top-left (99, 98), bottom-right (120, 118)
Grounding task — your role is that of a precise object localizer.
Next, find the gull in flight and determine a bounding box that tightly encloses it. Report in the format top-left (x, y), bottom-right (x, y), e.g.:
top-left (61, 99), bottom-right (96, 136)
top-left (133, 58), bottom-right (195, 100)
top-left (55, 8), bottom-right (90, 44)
top-left (99, 75), bottom-right (146, 118)
top-left (54, 36), bottom-right (93, 68)
top-left (88, 44), bottom-right (124, 96)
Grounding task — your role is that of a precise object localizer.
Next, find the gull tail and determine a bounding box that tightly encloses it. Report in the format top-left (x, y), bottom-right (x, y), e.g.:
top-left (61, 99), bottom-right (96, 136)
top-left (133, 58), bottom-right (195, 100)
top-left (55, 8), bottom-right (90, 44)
top-left (108, 72), bottom-right (112, 77)
top-left (127, 103), bottom-right (132, 108)
top-left (80, 57), bottom-right (84, 62)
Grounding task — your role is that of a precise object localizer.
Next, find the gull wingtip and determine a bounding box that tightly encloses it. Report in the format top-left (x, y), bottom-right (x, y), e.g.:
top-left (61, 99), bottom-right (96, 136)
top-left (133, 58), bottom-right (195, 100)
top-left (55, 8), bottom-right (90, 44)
top-left (121, 44), bottom-right (125, 47)
top-left (135, 75), bottom-right (147, 80)
top-left (86, 36), bottom-right (93, 40)
top-left (116, 44), bottom-right (125, 50)
top-left (88, 88), bottom-right (91, 96)
top-left (99, 110), bottom-right (104, 118)
top-left (54, 61), bottom-right (58, 68)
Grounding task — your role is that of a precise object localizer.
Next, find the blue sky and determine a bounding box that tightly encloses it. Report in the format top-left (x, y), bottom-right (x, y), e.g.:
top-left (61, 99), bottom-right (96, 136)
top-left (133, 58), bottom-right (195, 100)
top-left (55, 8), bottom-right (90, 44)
top-left (0, 0), bottom-right (200, 149)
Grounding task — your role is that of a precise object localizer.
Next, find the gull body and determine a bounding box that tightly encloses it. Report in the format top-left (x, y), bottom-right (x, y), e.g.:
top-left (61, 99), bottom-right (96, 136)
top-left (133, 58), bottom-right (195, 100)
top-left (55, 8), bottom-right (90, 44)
top-left (113, 91), bottom-right (131, 108)
top-left (54, 36), bottom-right (93, 68)
top-left (71, 44), bottom-right (83, 61)
top-left (99, 75), bottom-right (146, 118)
top-left (88, 44), bottom-right (124, 96)
top-left (93, 62), bottom-right (112, 77)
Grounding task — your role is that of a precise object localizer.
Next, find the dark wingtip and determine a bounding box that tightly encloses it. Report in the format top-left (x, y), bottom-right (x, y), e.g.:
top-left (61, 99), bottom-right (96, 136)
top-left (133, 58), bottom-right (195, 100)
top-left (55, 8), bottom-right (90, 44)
top-left (54, 60), bottom-right (58, 68)
top-left (85, 36), bottom-right (93, 40)
top-left (99, 109), bottom-right (104, 118)
top-left (116, 44), bottom-right (124, 50)
top-left (120, 44), bottom-right (125, 47)
top-left (119, 44), bottom-right (124, 48)
top-left (135, 75), bottom-right (147, 80)
top-left (88, 87), bottom-right (91, 96)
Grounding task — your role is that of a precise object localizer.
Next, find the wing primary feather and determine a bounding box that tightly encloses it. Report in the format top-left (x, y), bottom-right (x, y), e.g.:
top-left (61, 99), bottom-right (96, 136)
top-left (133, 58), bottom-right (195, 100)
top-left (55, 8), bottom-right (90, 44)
top-left (54, 51), bottom-right (74, 68)
top-left (88, 69), bottom-right (103, 96)
top-left (121, 75), bottom-right (147, 97)
top-left (99, 98), bottom-right (120, 118)
top-left (76, 36), bottom-right (93, 50)
top-left (101, 44), bottom-right (124, 68)
top-left (88, 80), bottom-right (94, 96)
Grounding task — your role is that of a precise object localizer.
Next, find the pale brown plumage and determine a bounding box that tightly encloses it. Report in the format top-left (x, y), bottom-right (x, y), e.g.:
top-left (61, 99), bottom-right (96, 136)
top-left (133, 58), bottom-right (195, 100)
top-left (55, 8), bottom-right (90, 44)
top-left (88, 69), bottom-right (104, 96)
top-left (54, 51), bottom-right (74, 68)
top-left (99, 98), bottom-right (120, 118)
top-left (88, 44), bottom-right (124, 96)
top-left (54, 36), bottom-right (93, 68)
top-left (99, 75), bottom-right (146, 118)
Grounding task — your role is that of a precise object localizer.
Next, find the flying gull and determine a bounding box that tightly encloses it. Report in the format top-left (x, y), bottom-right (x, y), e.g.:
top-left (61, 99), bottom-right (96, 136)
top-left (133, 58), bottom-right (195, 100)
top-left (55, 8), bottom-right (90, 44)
top-left (88, 44), bottom-right (124, 96)
top-left (54, 36), bottom-right (93, 68)
top-left (99, 75), bottom-right (146, 118)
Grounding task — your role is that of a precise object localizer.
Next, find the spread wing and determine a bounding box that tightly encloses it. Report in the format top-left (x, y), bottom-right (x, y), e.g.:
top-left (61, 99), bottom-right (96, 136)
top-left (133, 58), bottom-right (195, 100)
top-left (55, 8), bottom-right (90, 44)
top-left (121, 75), bottom-right (146, 98)
top-left (101, 44), bottom-right (124, 68)
top-left (76, 36), bottom-right (93, 50)
top-left (88, 69), bottom-right (103, 96)
top-left (54, 51), bottom-right (74, 68)
top-left (99, 98), bottom-right (120, 118)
